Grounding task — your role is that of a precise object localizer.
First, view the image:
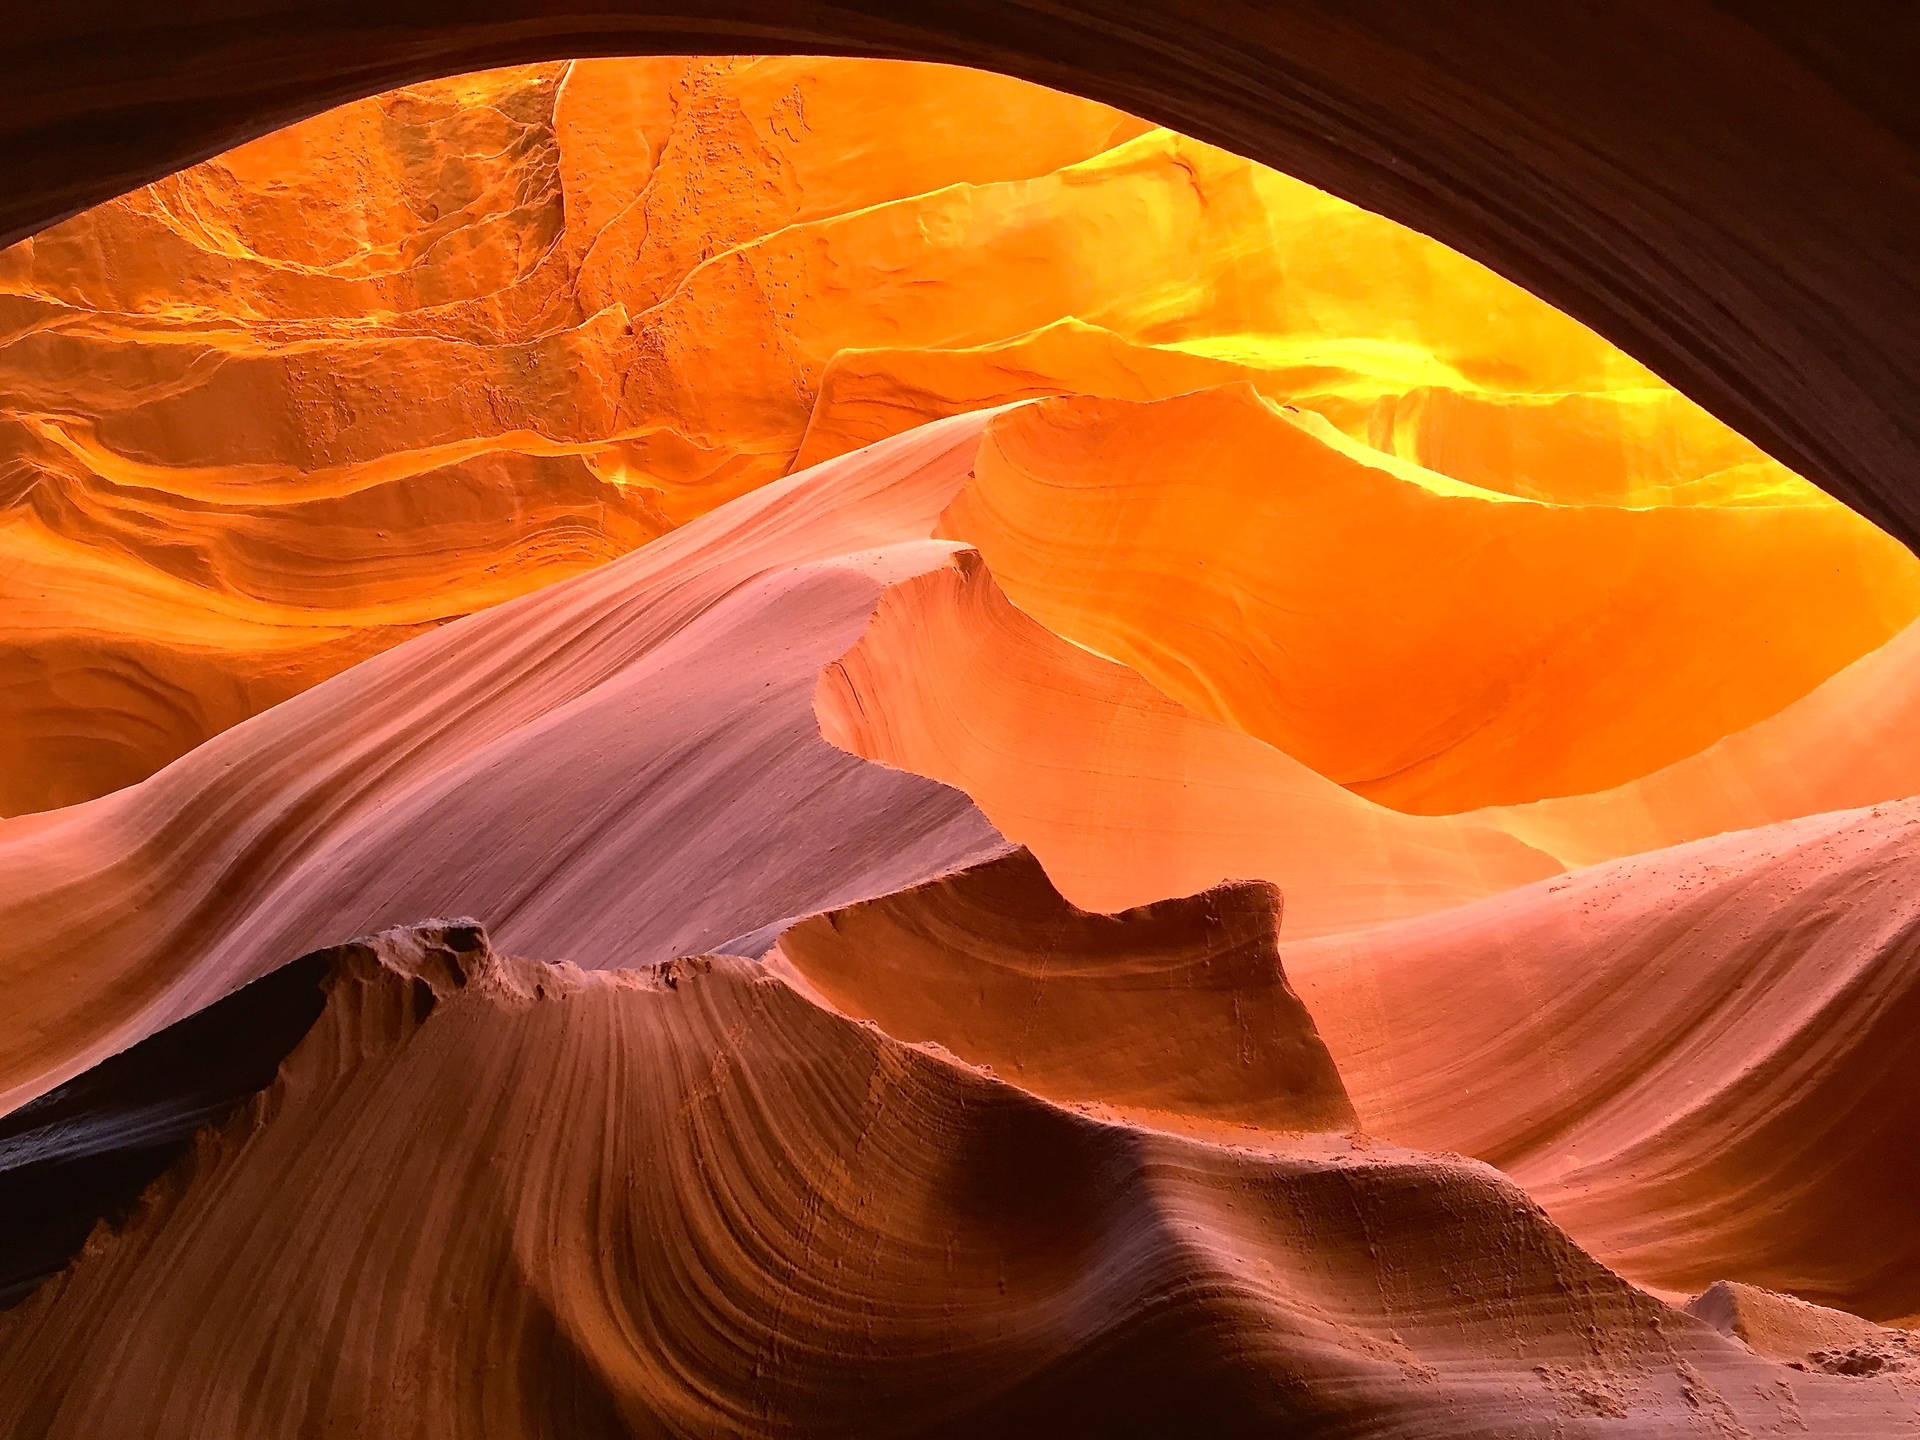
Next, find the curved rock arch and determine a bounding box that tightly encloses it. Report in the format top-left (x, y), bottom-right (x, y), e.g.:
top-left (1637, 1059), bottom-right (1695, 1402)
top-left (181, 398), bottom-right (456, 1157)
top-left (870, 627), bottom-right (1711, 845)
top-left (4, 4), bottom-right (1918, 547)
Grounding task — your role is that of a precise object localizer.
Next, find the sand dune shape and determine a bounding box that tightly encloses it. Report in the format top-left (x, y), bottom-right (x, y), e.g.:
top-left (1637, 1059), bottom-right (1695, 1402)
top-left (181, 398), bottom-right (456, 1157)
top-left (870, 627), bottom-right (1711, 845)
top-left (1687, 1282), bottom-right (1919, 1372)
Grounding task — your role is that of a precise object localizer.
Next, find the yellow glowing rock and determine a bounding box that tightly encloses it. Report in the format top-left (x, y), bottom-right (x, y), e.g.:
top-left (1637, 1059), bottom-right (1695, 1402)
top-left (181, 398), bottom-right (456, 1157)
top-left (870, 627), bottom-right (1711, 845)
top-left (941, 386), bottom-right (1920, 813)
top-left (619, 123), bottom-right (1660, 510)
top-left (0, 65), bottom-right (579, 332)
top-left (1364, 384), bottom-right (1813, 507)
top-left (790, 317), bottom-right (1404, 470)
top-left (573, 57), bottom-right (1144, 319)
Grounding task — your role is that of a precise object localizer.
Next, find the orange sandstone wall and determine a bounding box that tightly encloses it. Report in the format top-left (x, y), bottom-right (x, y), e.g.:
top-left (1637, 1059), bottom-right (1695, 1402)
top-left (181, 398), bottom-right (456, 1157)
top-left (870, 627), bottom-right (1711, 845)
top-left (0, 59), bottom-right (1139, 814)
top-left (3, 56), bottom-right (1910, 819)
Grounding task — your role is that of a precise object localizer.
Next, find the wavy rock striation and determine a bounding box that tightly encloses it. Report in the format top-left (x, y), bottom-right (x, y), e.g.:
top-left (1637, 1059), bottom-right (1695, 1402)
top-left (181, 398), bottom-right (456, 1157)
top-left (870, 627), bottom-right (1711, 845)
top-left (4, 919), bottom-right (1912, 1437)
top-left (816, 549), bottom-right (1559, 932)
top-left (943, 387), bottom-right (1920, 814)
top-left (822, 520), bottom-right (1920, 914)
top-left (2, 41), bottom-right (1918, 1435)
top-left (3, 55), bottom-right (1875, 814)
top-left (5, 6), bottom-right (1917, 557)
top-left (0, 412), bottom-right (1011, 1117)
top-left (1288, 796), bottom-right (1920, 1322)
top-left (0, 59), bottom-right (1143, 812)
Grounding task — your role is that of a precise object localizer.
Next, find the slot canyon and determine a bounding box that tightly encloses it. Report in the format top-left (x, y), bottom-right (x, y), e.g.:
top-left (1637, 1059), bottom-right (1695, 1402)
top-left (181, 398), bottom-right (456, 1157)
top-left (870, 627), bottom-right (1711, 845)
top-left (1, 37), bottom-right (1918, 1440)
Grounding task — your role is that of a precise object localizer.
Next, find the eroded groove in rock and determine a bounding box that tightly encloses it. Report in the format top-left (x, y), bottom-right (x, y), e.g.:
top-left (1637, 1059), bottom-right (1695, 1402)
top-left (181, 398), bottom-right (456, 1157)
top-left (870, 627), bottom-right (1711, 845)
top-left (5, 55), bottom-right (1878, 814)
top-left (1476, 612), bottom-right (1920, 869)
top-left (943, 387), bottom-right (1920, 813)
top-left (1, 8), bottom-right (1916, 554)
top-left (2, 41), bottom-right (1917, 1435)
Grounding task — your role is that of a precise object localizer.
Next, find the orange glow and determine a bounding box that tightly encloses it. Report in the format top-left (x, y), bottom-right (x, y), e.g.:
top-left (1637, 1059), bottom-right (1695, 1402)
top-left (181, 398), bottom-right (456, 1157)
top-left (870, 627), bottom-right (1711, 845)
top-left (6, 57), bottom-right (1908, 817)
top-left (940, 387), bottom-right (1920, 813)
top-left (815, 549), bottom-right (1559, 934)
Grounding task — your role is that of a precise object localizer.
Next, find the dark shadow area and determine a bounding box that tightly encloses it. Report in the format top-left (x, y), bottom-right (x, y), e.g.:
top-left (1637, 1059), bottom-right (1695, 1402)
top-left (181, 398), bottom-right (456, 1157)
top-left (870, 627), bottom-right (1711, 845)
top-left (0, 955), bottom-right (331, 1307)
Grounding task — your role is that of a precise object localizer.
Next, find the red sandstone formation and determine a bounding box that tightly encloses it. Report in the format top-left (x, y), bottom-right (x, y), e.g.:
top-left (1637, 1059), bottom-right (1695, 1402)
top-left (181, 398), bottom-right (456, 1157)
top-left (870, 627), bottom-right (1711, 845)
top-left (942, 387), bottom-right (1919, 813)
top-left (3, 51), bottom-right (1919, 1440)
top-left (2, 8), bottom-right (1917, 555)
top-left (1687, 1282), bottom-right (1919, 1374)
top-left (0, 413), bottom-right (1010, 1114)
top-left (5, 921), bottom-right (1917, 1437)
top-left (0, 59), bottom-right (1144, 813)
top-left (9, 57), bottom-right (1880, 817)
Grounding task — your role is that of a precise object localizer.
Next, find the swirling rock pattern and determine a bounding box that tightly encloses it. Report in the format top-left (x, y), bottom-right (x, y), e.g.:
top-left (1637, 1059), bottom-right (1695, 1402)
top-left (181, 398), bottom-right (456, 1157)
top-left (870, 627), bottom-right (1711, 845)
top-left (0, 58), bottom-right (1141, 813)
top-left (942, 387), bottom-right (1920, 813)
top-left (3, 42), bottom-right (1920, 1438)
top-left (4, 920), bottom-right (1915, 1437)
top-left (0, 412), bottom-right (1010, 1115)
top-left (0, 6), bottom-right (1915, 556)
top-left (815, 549), bottom-right (1559, 933)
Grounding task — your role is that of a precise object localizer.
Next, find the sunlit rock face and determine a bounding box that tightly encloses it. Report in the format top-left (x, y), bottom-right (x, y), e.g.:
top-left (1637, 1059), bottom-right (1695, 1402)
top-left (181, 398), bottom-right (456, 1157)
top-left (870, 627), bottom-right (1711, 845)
top-left (0, 59), bottom-right (1143, 815)
top-left (4, 55), bottom-right (1920, 1438)
top-left (6, 55), bottom-right (1908, 817)
top-left (942, 388), bottom-right (1920, 814)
